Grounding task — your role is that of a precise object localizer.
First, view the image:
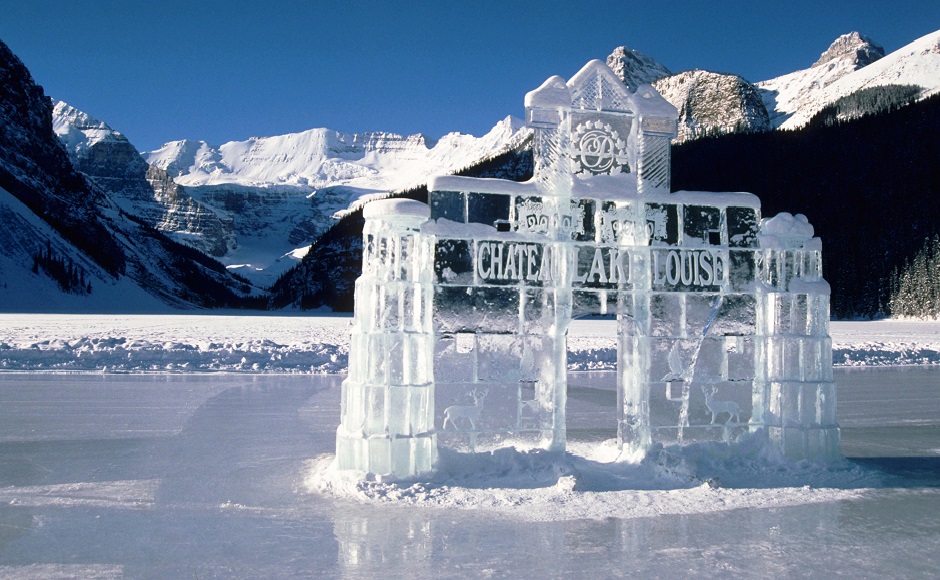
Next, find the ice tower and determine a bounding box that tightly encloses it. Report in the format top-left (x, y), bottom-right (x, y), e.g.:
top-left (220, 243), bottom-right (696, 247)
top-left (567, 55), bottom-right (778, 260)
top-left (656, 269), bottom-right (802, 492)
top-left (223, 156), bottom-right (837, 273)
top-left (335, 60), bottom-right (839, 478)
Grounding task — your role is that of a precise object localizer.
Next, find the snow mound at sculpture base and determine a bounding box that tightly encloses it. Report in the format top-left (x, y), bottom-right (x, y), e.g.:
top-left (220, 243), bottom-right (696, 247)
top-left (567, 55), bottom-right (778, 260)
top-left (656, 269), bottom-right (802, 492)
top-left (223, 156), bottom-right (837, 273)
top-left (307, 434), bottom-right (880, 522)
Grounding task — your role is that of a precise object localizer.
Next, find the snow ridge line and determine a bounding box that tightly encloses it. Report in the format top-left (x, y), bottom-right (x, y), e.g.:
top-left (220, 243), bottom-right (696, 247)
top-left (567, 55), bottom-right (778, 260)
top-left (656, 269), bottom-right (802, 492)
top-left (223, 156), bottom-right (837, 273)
top-left (1, 338), bottom-right (938, 373)
top-left (0, 338), bottom-right (348, 373)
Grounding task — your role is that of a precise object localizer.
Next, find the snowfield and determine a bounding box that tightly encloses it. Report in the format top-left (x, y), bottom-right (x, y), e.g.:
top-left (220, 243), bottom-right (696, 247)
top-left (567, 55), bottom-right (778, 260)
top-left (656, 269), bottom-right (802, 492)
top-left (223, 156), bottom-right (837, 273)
top-left (0, 314), bottom-right (939, 373)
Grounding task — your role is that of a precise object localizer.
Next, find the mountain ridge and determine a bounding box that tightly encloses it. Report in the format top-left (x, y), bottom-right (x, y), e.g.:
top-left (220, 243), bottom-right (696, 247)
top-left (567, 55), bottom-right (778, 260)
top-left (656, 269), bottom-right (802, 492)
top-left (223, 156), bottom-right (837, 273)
top-left (0, 38), bottom-right (261, 311)
top-left (6, 28), bottom-right (940, 312)
top-left (759, 29), bottom-right (940, 129)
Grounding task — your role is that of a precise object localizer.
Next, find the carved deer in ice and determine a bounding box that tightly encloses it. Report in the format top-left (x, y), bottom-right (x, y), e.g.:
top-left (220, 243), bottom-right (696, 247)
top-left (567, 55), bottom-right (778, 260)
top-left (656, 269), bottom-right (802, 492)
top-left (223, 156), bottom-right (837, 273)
top-left (701, 385), bottom-right (740, 425)
top-left (443, 388), bottom-right (488, 431)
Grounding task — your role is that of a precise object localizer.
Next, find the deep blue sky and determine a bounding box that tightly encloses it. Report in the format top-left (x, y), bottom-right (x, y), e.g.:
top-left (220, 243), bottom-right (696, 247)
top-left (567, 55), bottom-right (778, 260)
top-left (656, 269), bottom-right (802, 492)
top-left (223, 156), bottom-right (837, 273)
top-left (2, 0), bottom-right (938, 151)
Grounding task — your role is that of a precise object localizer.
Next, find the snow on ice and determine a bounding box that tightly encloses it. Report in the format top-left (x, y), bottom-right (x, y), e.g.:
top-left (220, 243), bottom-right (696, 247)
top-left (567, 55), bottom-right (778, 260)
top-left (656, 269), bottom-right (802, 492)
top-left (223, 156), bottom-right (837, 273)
top-left (1, 315), bottom-right (940, 372)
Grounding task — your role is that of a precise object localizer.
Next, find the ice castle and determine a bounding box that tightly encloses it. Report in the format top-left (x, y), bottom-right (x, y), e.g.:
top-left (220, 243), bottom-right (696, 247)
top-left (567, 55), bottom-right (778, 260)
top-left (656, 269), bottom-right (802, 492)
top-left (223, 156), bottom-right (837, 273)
top-left (335, 60), bottom-right (839, 478)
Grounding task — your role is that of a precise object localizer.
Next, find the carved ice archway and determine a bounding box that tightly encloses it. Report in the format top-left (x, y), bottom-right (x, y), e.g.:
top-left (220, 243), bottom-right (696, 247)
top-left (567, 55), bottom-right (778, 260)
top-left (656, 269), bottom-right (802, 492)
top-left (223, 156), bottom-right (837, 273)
top-left (335, 61), bottom-right (838, 478)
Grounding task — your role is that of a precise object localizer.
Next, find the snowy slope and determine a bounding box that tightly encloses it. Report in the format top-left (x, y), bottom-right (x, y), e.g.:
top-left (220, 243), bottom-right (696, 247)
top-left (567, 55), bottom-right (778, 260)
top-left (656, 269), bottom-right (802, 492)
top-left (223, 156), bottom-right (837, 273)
top-left (143, 117), bottom-right (528, 283)
top-left (759, 29), bottom-right (940, 129)
top-left (0, 186), bottom-right (170, 313)
top-left (0, 38), bottom-right (263, 312)
top-left (52, 100), bottom-right (121, 154)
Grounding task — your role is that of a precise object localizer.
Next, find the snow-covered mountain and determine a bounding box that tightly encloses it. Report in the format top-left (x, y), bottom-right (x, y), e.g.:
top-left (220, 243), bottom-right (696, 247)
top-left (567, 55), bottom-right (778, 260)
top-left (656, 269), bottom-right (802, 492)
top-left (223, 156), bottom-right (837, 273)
top-left (52, 102), bottom-right (234, 257)
top-left (758, 30), bottom-right (940, 129)
top-left (0, 38), bottom-right (260, 311)
top-left (148, 117), bottom-right (527, 192)
top-left (143, 117), bottom-right (529, 284)
top-left (46, 91), bottom-right (528, 287)
top-left (653, 70), bottom-right (770, 141)
top-left (605, 30), bottom-right (940, 138)
top-left (605, 46), bottom-right (770, 142)
top-left (605, 46), bottom-right (672, 91)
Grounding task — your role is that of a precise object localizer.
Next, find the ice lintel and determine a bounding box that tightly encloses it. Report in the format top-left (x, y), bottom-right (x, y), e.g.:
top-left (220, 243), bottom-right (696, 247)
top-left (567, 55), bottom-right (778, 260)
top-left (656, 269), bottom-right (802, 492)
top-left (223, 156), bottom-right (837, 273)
top-left (524, 75), bottom-right (571, 109)
top-left (363, 198), bottom-right (430, 221)
top-left (428, 179), bottom-right (759, 208)
top-left (667, 190), bottom-right (761, 208)
top-left (428, 175), bottom-right (538, 197)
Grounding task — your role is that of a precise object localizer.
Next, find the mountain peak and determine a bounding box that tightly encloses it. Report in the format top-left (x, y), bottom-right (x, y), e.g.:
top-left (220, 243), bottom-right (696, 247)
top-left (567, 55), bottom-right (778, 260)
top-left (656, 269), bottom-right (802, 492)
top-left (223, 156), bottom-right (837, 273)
top-left (606, 46), bottom-right (672, 91)
top-left (52, 100), bottom-right (125, 155)
top-left (813, 32), bottom-right (885, 69)
top-left (653, 70), bottom-right (769, 142)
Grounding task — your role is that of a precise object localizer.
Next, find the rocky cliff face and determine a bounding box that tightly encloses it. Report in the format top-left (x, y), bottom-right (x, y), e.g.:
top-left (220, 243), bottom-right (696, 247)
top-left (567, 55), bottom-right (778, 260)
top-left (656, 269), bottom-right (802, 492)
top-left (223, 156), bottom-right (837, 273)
top-left (605, 46), bottom-right (672, 91)
top-left (0, 41), bottom-right (124, 278)
top-left (604, 46), bottom-right (768, 142)
top-left (653, 70), bottom-right (770, 142)
top-left (53, 102), bottom-right (234, 257)
top-left (813, 32), bottom-right (885, 69)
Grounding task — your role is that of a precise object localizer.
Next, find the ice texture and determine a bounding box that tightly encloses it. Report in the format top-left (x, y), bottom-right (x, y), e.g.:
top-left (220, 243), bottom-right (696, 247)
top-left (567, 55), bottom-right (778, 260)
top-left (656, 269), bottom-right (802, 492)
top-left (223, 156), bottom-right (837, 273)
top-left (336, 60), bottom-right (838, 477)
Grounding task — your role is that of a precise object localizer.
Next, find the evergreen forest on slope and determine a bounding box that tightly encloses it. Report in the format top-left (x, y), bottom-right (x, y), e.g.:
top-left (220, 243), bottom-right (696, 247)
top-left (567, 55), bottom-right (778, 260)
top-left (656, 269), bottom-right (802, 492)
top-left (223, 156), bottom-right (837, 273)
top-left (672, 91), bottom-right (940, 318)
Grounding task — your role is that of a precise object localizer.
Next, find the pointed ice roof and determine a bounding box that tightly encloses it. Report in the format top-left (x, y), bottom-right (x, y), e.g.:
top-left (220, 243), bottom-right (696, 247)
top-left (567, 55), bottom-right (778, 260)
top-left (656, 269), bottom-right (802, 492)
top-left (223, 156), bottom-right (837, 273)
top-left (566, 59), bottom-right (634, 112)
top-left (524, 60), bottom-right (677, 120)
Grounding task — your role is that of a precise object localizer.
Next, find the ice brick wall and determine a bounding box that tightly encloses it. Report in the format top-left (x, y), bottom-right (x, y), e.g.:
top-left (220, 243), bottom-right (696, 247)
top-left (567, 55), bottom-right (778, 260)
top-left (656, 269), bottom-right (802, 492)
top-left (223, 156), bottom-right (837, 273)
top-left (427, 182), bottom-right (774, 455)
top-left (618, 202), bottom-right (762, 451)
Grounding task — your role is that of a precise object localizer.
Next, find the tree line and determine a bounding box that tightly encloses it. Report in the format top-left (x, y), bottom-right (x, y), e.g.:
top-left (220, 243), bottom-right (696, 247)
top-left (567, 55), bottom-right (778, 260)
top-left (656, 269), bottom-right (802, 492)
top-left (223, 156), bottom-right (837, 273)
top-left (672, 90), bottom-right (940, 318)
top-left (32, 240), bottom-right (91, 295)
top-left (888, 234), bottom-right (940, 318)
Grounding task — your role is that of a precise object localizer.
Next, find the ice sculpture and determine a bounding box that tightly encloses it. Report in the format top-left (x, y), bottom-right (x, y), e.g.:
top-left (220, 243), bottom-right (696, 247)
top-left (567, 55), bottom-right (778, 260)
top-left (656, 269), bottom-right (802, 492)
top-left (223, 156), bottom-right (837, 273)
top-left (335, 60), bottom-right (839, 478)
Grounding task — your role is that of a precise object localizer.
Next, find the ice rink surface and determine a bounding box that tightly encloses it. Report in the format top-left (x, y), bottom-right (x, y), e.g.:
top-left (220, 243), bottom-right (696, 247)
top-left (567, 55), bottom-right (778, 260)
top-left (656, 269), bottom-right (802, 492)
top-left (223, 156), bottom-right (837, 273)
top-left (0, 340), bottom-right (938, 576)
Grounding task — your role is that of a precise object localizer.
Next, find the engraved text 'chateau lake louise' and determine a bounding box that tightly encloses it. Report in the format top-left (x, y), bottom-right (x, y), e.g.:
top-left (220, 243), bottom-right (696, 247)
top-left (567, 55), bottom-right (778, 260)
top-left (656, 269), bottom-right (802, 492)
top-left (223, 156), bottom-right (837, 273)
top-left (475, 242), bottom-right (728, 288)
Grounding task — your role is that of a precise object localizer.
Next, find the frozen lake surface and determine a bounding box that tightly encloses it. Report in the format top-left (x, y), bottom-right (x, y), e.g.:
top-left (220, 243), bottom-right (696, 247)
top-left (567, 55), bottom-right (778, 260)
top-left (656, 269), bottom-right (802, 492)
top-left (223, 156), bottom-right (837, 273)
top-left (0, 367), bottom-right (938, 577)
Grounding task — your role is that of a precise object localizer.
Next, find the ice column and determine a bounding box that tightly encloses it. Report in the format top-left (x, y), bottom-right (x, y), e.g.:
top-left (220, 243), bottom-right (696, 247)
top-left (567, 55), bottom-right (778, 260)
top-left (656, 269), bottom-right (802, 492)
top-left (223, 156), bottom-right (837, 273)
top-left (525, 73), bottom-right (576, 451)
top-left (754, 213), bottom-right (840, 462)
top-left (526, 75), bottom-right (571, 198)
top-left (633, 85), bottom-right (677, 196)
top-left (335, 199), bottom-right (437, 477)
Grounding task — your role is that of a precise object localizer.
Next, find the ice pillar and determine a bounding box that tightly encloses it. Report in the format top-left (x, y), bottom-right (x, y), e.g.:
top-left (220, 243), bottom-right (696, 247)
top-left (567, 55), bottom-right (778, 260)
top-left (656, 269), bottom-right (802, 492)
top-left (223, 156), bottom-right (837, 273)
top-left (754, 214), bottom-right (840, 463)
top-left (525, 75), bottom-right (575, 451)
top-left (335, 199), bottom-right (437, 477)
